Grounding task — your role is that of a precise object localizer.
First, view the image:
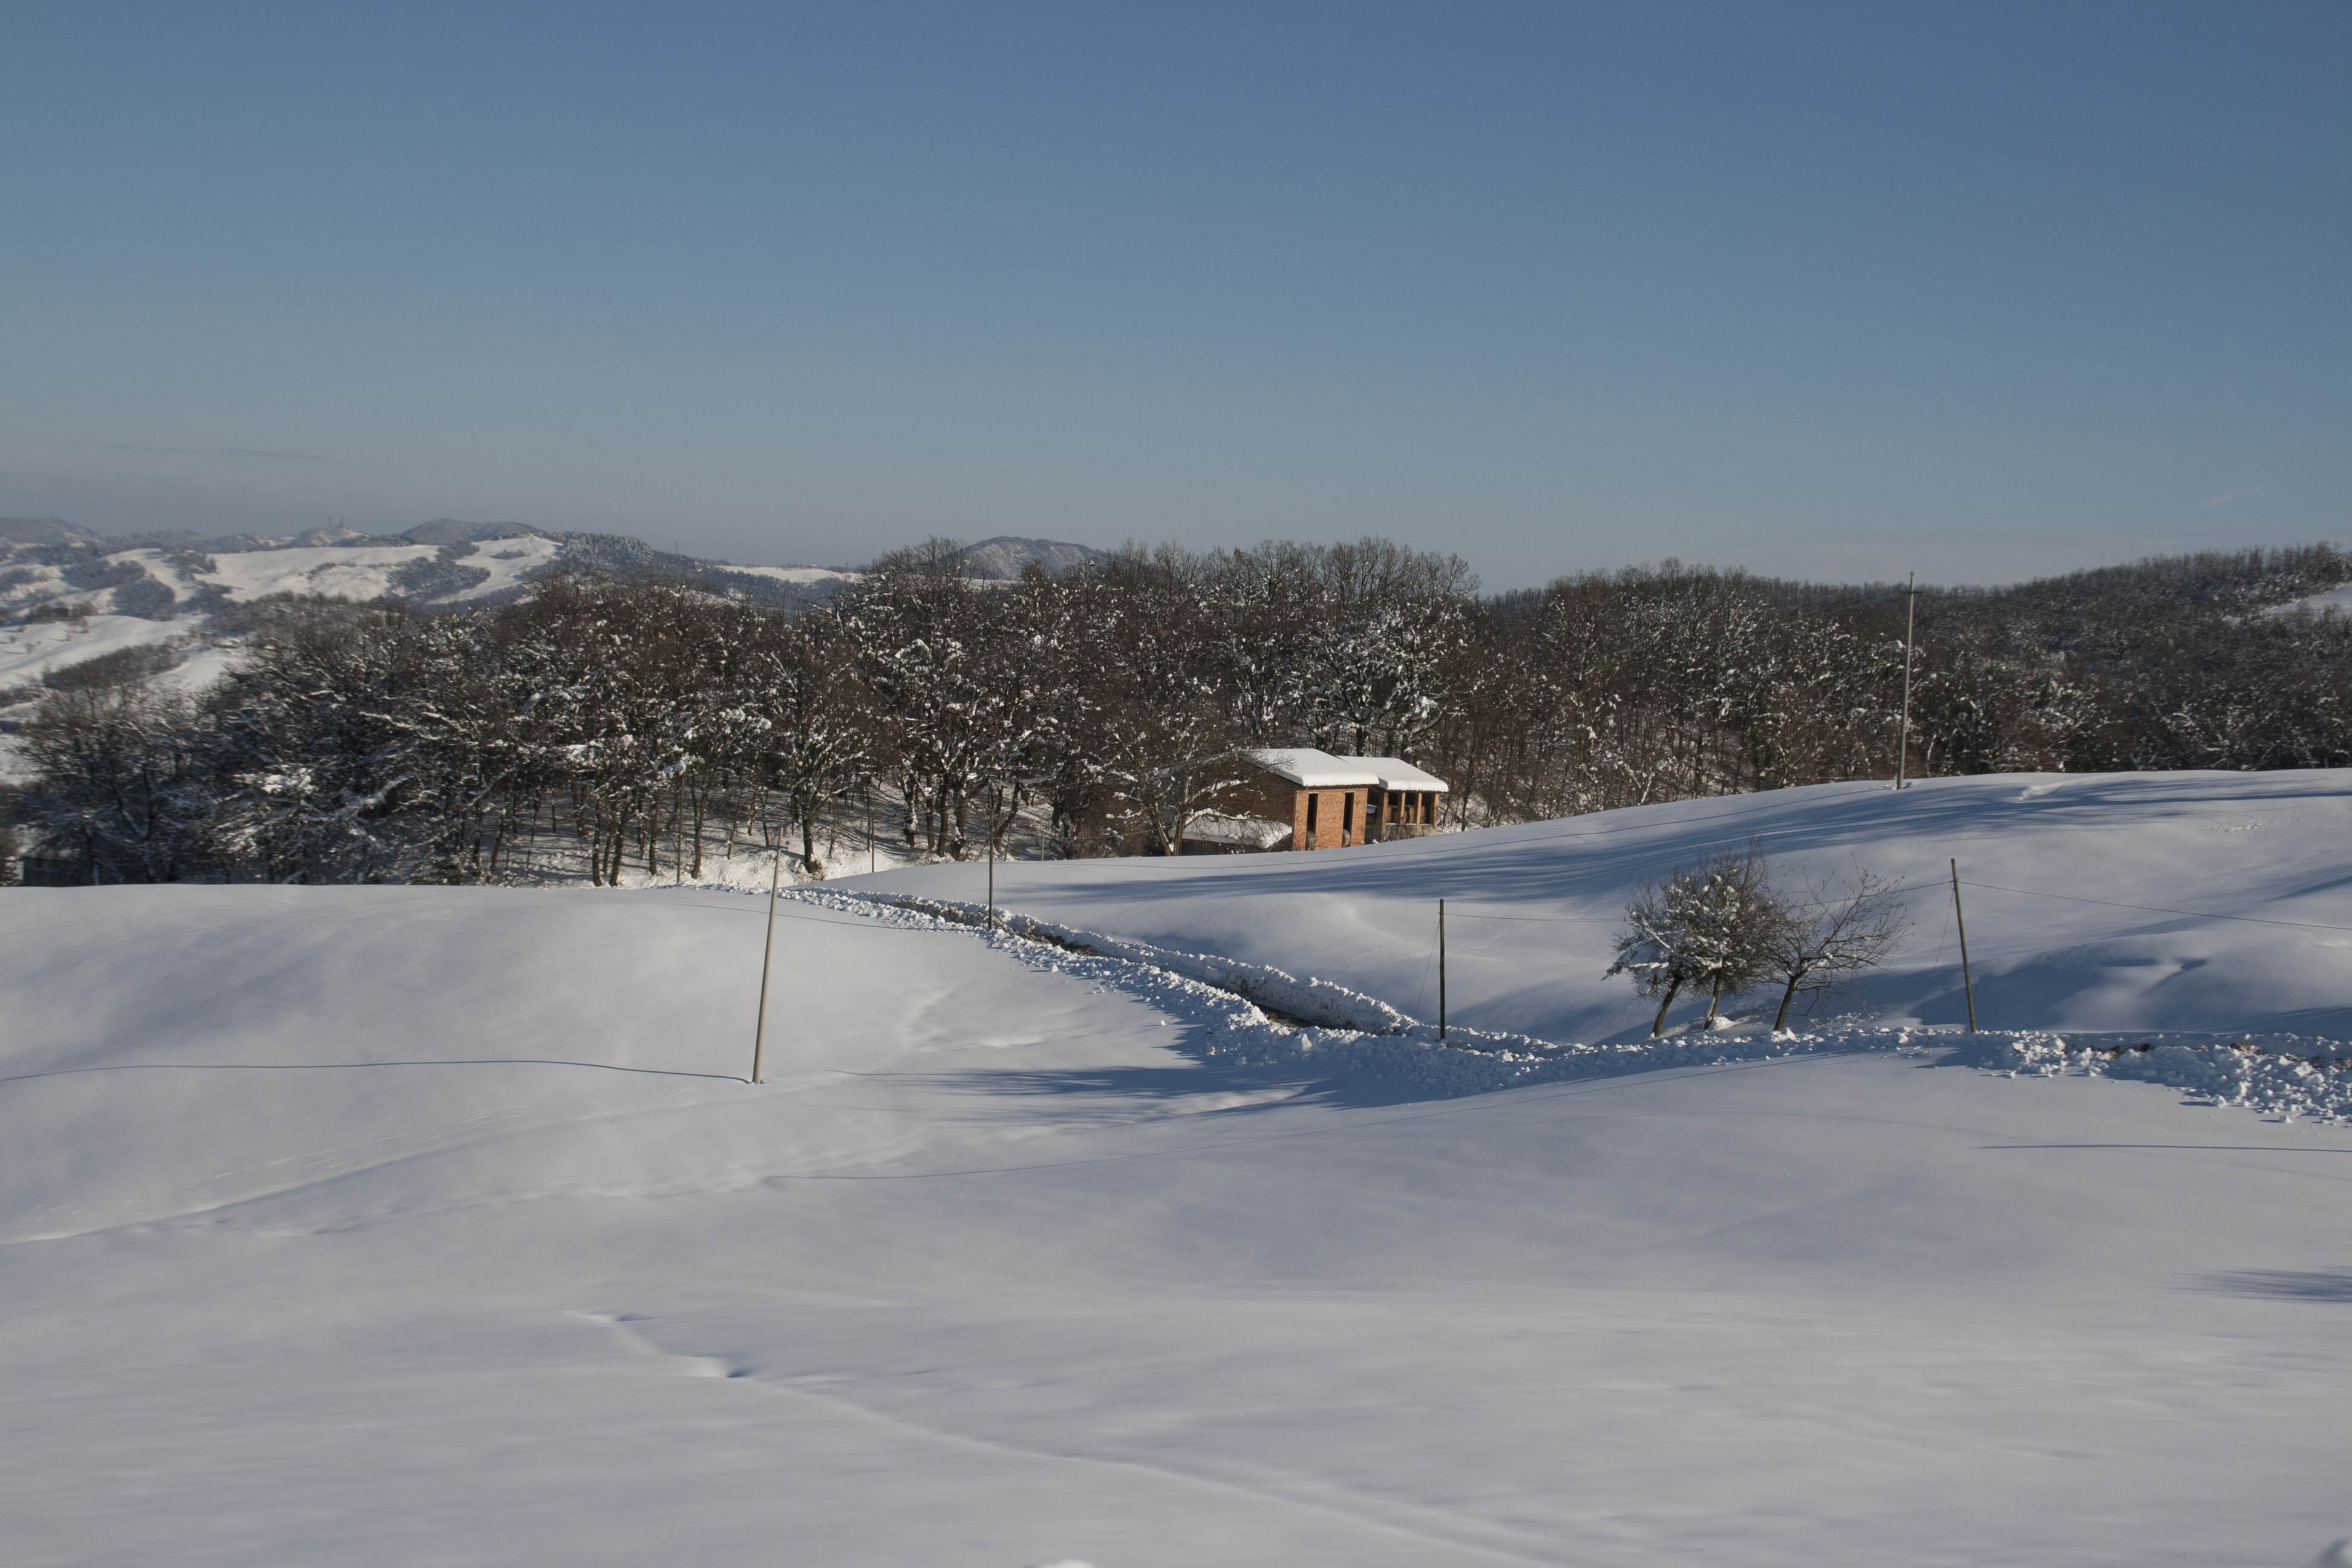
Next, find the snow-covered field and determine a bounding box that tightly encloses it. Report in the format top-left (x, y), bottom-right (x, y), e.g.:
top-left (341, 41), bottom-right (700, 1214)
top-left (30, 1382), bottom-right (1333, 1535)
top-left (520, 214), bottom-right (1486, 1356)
top-left (2278, 582), bottom-right (2352, 617)
top-left (0, 537), bottom-right (571, 627)
top-left (875, 769), bottom-right (2352, 1044)
top-left (0, 612), bottom-right (190, 689)
top-left (716, 563), bottom-right (863, 588)
top-left (97, 536), bottom-right (566, 607)
top-left (4, 772), bottom-right (2350, 1566)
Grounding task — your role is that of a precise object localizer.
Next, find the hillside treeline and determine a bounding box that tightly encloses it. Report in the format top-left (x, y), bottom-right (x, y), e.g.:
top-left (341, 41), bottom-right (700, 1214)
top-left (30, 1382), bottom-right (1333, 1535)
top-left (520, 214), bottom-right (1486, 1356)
top-left (11, 539), bottom-right (2351, 884)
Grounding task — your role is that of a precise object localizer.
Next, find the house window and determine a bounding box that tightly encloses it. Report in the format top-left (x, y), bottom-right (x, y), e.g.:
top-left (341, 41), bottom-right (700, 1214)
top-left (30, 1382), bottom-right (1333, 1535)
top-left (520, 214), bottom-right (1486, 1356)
top-left (1342, 791), bottom-right (1355, 838)
top-left (1305, 793), bottom-right (1319, 830)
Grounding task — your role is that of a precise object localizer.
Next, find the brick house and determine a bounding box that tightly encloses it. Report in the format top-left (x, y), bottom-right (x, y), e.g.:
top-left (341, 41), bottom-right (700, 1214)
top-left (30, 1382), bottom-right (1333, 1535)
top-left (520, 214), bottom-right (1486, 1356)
top-left (1180, 748), bottom-right (1449, 853)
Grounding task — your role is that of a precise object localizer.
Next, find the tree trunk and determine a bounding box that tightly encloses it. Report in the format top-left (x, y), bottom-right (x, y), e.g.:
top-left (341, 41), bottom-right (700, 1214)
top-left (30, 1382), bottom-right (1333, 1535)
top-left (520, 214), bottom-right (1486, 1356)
top-left (1704, 970), bottom-right (1725, 1023)
top-left (1773, 972), bottom-right (1801, 1033)
top-left (719, 784), bottom-right (742, 864)
top-left (690, 785), bottom-right (707, 879)
top-left (1650, 975), bottom-right (1683, 1037)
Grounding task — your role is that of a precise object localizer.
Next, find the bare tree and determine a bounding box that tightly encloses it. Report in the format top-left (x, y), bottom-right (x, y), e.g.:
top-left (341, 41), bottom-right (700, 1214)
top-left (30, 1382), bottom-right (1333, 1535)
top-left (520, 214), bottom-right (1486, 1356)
top-left (18, 682), bottom-right (212, 883)
top-left (1763, 869), bottom-right (1909, 1031)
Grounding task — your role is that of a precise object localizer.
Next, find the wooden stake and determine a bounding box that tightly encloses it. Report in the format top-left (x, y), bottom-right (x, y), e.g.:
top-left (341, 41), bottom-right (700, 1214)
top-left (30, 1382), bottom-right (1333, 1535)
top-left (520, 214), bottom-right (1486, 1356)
top-left (866, 786), bottom-right (875, 875)
top-left (751, 851), bottom-right (782, 1083)
top-left (1896, 571), bottom-right (1916, 790)
top-left (986, 782), bottom-right (996, 932)
top-left (1438, 898), bottom-right (1447, 1042)
top-left (1950, 858), bottom-right (1977, 1033)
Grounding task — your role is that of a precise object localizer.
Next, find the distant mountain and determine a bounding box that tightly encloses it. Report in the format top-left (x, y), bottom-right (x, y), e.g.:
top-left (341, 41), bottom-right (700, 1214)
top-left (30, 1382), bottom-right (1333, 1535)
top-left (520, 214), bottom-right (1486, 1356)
top-left (0, 515), bottom-right (877, 627)
top-left (948, 536), bottom-right (1109, 580)
top-left (1, 517), bottom-right (1134, 629)
top-left (102, 524), bottom-right (420, 555)
top-left (94, 529), bottom-right (209, 550)
top-left (289, 524), bottom-right (380, 547)
top-left (538, 530), bottom-right (700, 580)
top-left (0, 517), bottom-right (104, 548)
top-left (402, 519), bottom-right (541, 546)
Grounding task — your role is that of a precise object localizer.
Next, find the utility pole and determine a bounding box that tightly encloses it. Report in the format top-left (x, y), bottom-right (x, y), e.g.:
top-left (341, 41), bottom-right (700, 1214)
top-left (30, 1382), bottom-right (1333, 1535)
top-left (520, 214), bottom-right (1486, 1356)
top-left (1895, 572), bottom-right (1917, 789)
top-left (1950, 858), bottom-right (1977, 1033)
top-left (986, 784), bottom-right (996, 932)
top-left (1438, 898), bottom-right (1447, 1043)
top-left (1890, 573), bottom-right (1910, 789)
top-left (751, 851), bottom-right (782, 1083)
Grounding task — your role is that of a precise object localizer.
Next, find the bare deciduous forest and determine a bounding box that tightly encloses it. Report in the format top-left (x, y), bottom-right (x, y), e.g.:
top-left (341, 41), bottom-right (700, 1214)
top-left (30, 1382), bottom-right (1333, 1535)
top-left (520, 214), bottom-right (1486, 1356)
top-left (10, 538), bottom-right (2351, 884)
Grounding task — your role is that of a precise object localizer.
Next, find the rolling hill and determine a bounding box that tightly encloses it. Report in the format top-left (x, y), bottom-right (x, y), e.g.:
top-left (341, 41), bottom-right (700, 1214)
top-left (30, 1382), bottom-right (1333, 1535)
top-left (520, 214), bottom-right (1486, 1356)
top-left (2, 769), bottom-right (2348, 1565)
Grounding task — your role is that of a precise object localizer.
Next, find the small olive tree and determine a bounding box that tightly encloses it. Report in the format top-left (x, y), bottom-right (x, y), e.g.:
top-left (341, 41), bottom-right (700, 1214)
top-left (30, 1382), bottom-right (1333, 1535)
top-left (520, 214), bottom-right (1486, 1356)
top-left (1608, 841), bottom-right (1783, 1036)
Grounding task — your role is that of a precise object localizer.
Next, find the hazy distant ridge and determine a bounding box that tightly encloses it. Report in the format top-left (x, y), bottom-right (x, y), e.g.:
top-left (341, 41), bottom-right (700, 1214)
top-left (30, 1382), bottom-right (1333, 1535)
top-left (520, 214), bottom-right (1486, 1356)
top-left (0, 516), bottom-right (1115, 634)
top-left (947, 535), bottom-right (1110, 579)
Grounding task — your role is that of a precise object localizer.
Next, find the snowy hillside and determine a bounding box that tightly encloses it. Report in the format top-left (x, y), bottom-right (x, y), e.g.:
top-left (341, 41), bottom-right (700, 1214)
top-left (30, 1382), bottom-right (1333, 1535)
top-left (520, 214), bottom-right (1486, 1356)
top-left (0, 520), bottom-right (876, 760)
top-left (4, 773), bottom-right (2350, 1565)
top-left (861, 768), bottom-right (2352, 1043)
top-left (949, 534), bottom-right (1111, 578)
top-left (0, 611), bottom-right (192, 691)
top-left (2281, 582), bottom-right (2352, 617)
top-left (0, 521), bottom-right (858, 627)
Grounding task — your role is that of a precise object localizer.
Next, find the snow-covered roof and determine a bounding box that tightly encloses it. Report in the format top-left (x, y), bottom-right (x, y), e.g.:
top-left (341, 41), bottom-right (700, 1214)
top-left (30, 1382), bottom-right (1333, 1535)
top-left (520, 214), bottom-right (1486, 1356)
top-left (1244, 748), bottom-right (1385, 788)
top-left (1243, 748), bottom-right (1447, 791)
top-left (1356, 757), bottom-right (1449, 793)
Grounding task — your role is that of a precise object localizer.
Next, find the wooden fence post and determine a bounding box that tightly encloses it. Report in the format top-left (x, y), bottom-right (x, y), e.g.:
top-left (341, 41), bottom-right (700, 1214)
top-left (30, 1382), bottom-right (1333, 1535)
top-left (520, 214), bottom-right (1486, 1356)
top-left (1950, 858), bottom-right (1977, 1033)
top-left (751, 852), bottom-right (782, 1082)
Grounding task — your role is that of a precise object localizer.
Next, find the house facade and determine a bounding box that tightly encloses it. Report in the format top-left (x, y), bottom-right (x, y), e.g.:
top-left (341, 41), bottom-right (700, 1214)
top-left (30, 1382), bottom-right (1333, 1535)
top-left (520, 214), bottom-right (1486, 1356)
top-left (1181, 748), bottom-right (1449, 853)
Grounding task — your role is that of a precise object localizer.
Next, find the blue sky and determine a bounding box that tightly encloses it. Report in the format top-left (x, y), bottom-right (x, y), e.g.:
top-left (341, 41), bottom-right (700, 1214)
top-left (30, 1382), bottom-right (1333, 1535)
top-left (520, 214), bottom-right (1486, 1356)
top-left (2, 1), bottom-right (2345, 586)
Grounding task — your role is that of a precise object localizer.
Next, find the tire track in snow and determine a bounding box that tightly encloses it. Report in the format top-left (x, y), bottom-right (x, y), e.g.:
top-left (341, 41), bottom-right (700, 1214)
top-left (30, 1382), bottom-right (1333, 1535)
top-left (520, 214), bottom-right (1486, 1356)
top-left (586, 1310), bottom-right (1585, 1567)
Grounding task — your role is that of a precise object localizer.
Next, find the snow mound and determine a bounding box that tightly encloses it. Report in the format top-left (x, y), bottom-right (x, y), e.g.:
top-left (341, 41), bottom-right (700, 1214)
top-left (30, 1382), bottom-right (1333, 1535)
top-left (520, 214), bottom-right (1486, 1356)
top-left (1978, 1031), bottom-right (2352, 1122)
